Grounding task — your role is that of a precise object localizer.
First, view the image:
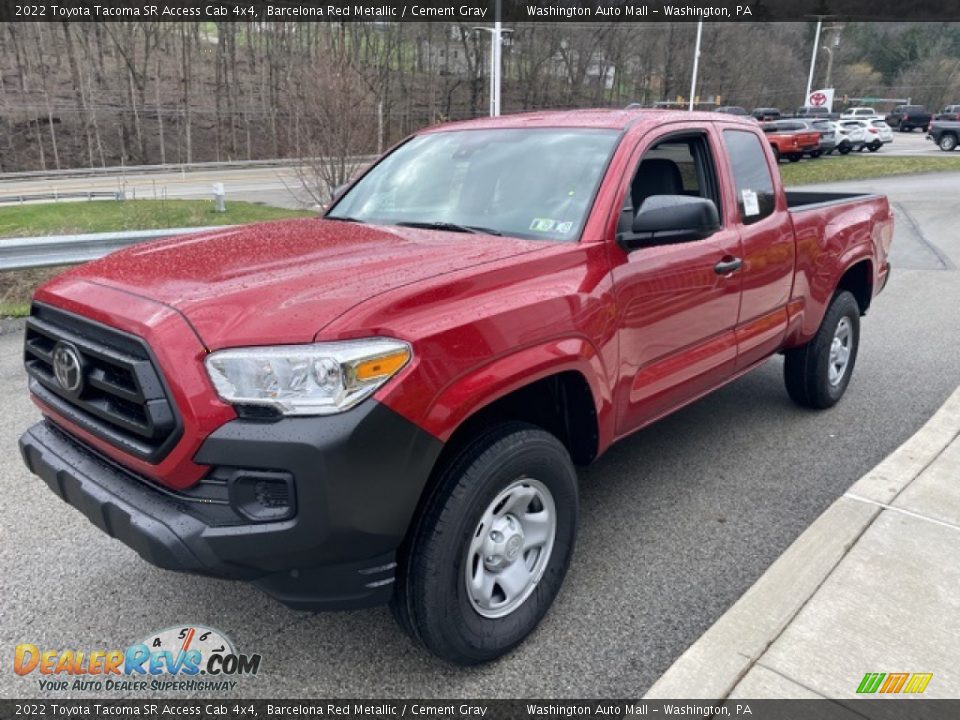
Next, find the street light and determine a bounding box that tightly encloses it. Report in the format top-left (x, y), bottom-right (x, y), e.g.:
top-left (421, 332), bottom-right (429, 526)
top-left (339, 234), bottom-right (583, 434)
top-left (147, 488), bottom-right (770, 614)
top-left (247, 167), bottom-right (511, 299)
top-left (688, 21), bottom-right (703, 112)
top-left (473, 0), bottom-right (512, 117)
top-left (804, 18), bottom-right (843, 106)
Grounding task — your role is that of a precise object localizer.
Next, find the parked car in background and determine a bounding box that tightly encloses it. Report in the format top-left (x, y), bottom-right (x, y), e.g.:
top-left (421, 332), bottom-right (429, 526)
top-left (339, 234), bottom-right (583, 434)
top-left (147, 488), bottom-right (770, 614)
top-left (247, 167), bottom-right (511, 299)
top-left (869, 119), bottom-right (895, 144)
top-left (884, 105), bottom-right (932, 132)
top-left (716, 106), bottom-right (750, 117)
top-left (927, 120), bottom-right (960, 151)
top-left (769, 120), bottom-right (824, 158)
top-left (840, 107), bottom-right (880, 121)
top-left (934, 105), bottom-right (960, 122)
top-left (837, 120), bottom-right (871, 152)
top-left (840, 120), bottom-right (884, 152)
top-left (761, 121), bottom-right (820, 161)
top-left (797, 118), bottom-right (839, 154)
top-left (795, 106), bottom-right (833, 119)
top-left (752, 107), bottom-right (782, 121)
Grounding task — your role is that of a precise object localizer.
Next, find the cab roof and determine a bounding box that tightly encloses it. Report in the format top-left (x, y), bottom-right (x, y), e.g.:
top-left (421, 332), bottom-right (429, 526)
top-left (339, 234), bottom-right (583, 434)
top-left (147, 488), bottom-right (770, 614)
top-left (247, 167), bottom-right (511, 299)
top-left (421, 108), bottom-right (757, 133)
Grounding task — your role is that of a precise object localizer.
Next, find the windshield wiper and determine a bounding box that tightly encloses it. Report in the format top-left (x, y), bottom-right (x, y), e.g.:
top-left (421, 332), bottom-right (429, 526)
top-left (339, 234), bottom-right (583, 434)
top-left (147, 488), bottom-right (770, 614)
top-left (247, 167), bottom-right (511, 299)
top-left (326, 215), bottom-right (366, 224)
top-left (395, 221), bottom-right (502, 236)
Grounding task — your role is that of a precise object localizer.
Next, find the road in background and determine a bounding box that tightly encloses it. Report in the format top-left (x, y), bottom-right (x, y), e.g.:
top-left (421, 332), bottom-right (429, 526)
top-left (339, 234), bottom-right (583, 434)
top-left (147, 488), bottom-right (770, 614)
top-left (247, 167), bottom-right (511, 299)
top-left (0, 166), bottom-right (317, 210)
top-left (0, 173), bottom-right (958, 698)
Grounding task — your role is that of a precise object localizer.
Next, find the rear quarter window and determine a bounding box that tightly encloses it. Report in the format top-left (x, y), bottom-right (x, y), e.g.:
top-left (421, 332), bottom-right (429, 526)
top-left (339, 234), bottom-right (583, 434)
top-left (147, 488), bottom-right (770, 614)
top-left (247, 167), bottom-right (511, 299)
top-left (723, 129), bottom-right (776, 226)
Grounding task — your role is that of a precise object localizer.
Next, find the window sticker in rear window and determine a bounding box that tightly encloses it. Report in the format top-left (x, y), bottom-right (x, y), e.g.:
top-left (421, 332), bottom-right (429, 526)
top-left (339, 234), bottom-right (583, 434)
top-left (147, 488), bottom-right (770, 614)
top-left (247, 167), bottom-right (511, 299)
top-left (741, 189), bottom-right (760, 217)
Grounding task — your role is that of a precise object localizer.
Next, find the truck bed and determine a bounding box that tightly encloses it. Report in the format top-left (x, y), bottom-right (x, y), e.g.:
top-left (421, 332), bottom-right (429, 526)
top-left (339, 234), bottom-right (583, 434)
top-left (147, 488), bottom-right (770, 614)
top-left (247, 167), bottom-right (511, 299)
top-left (785, 190), bottom-right (883, 212)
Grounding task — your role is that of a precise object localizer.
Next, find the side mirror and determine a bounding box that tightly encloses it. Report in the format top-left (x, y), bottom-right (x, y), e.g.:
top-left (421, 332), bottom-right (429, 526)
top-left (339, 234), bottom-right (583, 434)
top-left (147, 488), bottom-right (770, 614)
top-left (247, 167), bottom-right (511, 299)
top-left (619, 195), bottom-right (721, 251)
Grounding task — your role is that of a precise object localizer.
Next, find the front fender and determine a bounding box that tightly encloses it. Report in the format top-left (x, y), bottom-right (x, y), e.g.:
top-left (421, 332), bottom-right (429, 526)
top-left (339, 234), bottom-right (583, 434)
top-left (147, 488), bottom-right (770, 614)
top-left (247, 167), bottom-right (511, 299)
top-left (378, 336), bottom-right (616, 451)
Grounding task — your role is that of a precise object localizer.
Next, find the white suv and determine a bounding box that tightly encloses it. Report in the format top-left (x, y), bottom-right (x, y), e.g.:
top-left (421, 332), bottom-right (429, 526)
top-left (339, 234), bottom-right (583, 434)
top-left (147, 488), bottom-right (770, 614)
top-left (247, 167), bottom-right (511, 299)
top-left (840, 107), bottom-right (880, 120)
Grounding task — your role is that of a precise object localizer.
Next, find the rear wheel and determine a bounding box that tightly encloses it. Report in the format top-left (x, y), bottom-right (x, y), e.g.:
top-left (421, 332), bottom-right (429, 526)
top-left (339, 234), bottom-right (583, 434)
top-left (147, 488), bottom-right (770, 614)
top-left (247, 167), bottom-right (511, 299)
top-left (838, 145), bottom-right (851, 155)
top-left (868, 142), bottom-right (881, 152)
top-left (784, 291), bottom-right (861, 409)
top-left (787, 154), bottom-right (802, 162)
top-left (939, 133), bottom-right (958, 151)
top-left (391, 422), bottom-right (578, 665)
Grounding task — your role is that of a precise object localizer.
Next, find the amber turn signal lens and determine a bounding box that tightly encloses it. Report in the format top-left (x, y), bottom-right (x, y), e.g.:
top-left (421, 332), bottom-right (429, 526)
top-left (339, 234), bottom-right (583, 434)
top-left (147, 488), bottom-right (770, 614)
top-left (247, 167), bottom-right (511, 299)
top-left (353, 349), bottom-right (410, 382)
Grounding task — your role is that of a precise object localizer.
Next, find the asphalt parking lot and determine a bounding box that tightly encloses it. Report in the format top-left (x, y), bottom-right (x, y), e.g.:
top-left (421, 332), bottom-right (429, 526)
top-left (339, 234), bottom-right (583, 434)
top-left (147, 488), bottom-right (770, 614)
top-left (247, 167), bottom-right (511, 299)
top-left (1, 173), bottom-right (958, 700)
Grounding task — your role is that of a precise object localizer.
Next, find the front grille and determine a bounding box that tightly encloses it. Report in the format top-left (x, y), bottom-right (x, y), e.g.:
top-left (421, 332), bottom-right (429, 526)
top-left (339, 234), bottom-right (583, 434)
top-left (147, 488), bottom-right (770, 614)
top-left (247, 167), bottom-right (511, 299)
top-left (24, 303), bottom-right (181, 463)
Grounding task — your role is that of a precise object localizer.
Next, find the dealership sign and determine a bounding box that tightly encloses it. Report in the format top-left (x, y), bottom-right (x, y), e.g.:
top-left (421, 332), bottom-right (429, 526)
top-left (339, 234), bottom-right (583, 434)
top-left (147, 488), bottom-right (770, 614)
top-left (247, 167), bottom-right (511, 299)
top-left (807, 88), bottom-right (836, 112)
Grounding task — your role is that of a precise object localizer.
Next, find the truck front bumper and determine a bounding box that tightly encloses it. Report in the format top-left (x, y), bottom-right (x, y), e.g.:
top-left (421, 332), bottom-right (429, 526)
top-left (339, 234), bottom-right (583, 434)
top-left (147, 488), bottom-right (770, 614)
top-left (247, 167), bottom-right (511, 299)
top-left (19, 401), bottom-right (443, 611)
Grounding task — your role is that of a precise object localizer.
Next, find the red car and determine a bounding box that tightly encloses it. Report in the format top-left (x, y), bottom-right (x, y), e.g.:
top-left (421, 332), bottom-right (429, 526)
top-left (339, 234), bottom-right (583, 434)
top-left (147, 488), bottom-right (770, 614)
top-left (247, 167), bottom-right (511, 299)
top-left (20, 109), bottom-right (893, 664)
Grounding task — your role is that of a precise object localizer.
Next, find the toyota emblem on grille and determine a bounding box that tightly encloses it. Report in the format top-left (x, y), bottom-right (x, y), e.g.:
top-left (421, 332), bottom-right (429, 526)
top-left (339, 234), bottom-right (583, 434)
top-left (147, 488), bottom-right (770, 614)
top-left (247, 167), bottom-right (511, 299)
top-left (52, 343), bottom-right (84, 395)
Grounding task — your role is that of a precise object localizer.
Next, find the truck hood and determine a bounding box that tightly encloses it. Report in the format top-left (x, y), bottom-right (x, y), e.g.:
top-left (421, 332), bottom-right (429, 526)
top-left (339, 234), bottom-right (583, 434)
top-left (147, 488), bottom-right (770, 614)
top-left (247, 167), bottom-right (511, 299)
top-left (58, 218), bottom-right (546, 348)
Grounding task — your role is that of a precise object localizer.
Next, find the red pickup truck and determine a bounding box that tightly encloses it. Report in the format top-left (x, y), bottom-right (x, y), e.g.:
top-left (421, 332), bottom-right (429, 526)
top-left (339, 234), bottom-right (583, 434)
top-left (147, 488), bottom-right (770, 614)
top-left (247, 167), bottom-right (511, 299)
top-left (761, 121), bottom-right (822, 162)
top-left (20, 110), bottom-right (892, 665)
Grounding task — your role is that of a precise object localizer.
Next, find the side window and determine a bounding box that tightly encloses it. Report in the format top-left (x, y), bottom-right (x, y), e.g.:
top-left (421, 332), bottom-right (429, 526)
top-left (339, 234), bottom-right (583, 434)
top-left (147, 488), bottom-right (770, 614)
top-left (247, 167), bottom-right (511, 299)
top-left (722, 129), bottom-right (776, 225)
top-left (619, 132), bottom-right (722, 233)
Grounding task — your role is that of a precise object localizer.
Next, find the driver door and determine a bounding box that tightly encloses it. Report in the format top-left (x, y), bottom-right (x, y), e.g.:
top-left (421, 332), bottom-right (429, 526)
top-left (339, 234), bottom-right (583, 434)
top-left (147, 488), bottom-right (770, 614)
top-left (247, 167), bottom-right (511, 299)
top-left (611, 126), bottom-right (743, 436)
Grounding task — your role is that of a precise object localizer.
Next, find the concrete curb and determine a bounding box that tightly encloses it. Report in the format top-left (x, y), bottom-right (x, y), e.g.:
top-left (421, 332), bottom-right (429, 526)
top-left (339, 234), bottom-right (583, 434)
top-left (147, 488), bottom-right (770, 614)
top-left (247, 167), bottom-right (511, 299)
top-left (644, 385), bottom-right (960, 700)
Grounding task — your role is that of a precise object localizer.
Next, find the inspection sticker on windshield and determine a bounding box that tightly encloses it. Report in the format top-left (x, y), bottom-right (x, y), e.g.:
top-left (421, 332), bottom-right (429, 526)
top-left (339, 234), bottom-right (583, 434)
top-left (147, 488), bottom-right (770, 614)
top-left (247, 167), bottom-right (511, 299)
top-left (530, 218), bottom-right (556, 232)
top-left (741, 189), bottom-right (760, 217)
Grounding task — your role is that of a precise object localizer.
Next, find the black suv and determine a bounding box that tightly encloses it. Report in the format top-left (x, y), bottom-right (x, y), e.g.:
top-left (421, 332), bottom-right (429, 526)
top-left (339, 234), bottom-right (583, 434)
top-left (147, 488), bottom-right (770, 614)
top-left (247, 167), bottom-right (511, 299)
top-left (884, 105), bottom-right (932, 132)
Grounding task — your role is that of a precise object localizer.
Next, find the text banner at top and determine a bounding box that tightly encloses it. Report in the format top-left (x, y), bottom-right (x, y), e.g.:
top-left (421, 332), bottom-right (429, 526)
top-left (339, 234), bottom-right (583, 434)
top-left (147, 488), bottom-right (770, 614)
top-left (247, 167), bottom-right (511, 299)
top-left (3, 0), bottom-right (960, 23)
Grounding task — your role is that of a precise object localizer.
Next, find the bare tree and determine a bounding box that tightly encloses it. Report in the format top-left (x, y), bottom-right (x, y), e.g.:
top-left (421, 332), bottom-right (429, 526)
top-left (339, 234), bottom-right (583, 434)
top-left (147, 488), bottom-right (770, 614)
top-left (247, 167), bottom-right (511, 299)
top-left (290, 54), bottom-right (377, 205)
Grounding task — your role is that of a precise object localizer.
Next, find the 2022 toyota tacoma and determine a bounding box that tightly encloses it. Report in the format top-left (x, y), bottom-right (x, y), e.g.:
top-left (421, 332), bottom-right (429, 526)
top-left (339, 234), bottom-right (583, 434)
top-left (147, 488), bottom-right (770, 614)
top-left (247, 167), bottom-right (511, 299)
top-left (19, 110), bottom-right (892, 664)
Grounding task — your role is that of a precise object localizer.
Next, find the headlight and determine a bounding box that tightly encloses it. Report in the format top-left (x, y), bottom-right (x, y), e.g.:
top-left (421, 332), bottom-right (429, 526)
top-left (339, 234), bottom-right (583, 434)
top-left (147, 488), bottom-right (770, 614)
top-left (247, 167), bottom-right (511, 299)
top-left (204, 338), bottom-right (412, 416)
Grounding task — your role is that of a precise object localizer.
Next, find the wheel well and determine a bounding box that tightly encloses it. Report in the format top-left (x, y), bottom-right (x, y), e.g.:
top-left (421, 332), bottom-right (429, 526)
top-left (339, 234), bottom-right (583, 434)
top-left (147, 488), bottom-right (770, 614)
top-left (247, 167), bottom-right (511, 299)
top-left (837, 260), bottom-right (873, 315)
top-left (437, 371), bottom-right (599, 471)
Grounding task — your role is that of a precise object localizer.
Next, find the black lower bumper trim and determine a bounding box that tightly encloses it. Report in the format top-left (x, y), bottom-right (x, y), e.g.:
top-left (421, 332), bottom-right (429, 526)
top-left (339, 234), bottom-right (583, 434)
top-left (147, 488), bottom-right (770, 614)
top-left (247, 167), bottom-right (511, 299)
top-left (20, 399), bottom-right (443, 610)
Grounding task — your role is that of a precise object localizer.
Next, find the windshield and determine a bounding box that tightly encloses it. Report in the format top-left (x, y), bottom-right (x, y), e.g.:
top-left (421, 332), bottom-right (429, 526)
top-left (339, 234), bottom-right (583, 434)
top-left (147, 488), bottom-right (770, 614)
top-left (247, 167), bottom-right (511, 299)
top-left (327, 128), bottom-right (620, 242)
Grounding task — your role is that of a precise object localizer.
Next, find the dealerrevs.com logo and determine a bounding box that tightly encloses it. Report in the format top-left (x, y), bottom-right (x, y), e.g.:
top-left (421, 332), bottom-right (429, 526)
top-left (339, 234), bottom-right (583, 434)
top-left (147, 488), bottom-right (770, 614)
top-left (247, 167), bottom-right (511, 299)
top-left (14, 625), bottom-right (261, 693)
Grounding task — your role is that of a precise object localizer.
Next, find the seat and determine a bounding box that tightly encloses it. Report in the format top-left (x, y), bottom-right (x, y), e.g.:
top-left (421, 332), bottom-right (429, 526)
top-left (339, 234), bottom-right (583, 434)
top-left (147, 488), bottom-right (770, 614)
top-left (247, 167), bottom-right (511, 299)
top-left (631, 158), bottom-right (684, 211)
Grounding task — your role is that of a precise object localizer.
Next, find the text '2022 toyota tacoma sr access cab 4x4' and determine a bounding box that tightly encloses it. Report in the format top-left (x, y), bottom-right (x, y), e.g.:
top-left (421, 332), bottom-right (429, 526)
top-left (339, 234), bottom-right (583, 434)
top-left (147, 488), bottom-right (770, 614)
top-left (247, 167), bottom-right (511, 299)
top-left (20, 109), bottom-right (892, 664)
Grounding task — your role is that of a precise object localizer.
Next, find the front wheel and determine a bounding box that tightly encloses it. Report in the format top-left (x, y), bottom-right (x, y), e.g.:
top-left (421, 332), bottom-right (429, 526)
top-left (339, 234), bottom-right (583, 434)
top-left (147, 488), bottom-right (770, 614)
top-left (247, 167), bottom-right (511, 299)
top-left (783, 291), bottom-right (861, 409)
top-left (838, 145), bottom-right (851, 155)
top-left (868, 143), bottom-right (881, 152)
top-left (391, 423), bottom-right (578, 665)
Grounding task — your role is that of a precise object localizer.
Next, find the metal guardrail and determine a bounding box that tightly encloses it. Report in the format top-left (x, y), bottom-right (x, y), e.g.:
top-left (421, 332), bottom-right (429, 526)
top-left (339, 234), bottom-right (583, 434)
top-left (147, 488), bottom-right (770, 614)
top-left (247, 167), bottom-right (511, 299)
top-left (0, 226), bottom-right (232, 271)
top-left (0, 191), bottom-right (121, 205)
top-left (0, 156), bottom-right (379, 182)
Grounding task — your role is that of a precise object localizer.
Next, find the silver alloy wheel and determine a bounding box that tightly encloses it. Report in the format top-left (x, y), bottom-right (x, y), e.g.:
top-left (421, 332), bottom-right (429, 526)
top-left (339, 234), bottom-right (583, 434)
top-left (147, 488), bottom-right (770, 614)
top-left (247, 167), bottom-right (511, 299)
top-left (828, 316), bottom-right (853, 386)
top-left (465, 478), bottom-right (557, 619)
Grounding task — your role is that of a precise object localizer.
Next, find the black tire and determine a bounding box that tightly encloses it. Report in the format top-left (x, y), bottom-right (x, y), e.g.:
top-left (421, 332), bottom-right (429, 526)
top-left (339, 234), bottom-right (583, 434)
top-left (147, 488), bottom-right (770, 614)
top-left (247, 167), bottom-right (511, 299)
top-left (868, 143), bottom-right (881, 152)
top-left (810, 149), bottom-right (823, 158)
top-left (838, 145), bottom-right (851, 155)
top-left (939, 133), bottom-right (958, 151)
top-left (784, 291), bottom-right (861, 409)
top-left (391, 422), bottom-right (578, 665)
top-left (787, 154), bottom-right (801, 162)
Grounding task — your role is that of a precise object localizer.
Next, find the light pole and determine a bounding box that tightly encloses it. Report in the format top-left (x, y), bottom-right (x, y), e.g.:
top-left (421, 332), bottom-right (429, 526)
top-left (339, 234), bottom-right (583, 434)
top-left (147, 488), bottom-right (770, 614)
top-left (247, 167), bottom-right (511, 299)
top-left (473, 0), bottom-right (509, 117)
top-left (804, 18), bottom-right (823, 106)
top-left (688, 21), bottom-right (703, 112)
top-left (822, 27), bottom-right (842, 89)
top-left (822, 46), bottom-right (834, 89)
top-left (805, 19), bottom-right (843, 106)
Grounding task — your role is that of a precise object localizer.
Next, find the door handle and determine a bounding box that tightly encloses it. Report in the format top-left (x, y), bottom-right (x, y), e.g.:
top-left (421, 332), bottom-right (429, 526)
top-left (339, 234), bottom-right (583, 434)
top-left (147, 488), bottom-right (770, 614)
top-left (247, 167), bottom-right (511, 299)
top-left (714, 256), bottom-right (743, 275)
